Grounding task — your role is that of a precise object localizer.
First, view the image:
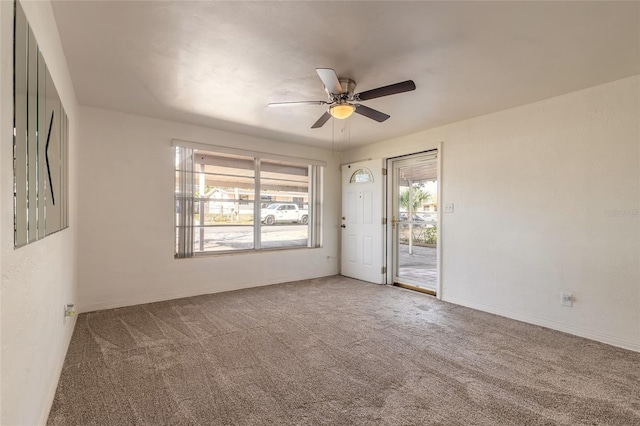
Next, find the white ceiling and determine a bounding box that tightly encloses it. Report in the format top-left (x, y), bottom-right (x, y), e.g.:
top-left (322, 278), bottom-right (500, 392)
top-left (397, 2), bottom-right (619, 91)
top-left (51, 1), bottom-right (640, 149)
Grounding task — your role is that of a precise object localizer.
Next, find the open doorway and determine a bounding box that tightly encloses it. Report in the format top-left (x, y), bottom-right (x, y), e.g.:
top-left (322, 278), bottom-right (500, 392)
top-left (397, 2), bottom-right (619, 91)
top-left (388, 151), bottom-right (439, 294)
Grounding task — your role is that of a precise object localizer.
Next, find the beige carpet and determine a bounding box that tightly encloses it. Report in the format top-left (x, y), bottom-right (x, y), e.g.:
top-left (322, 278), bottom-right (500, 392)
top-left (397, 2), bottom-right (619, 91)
top-left (48, 275), bottom-right (640, 425)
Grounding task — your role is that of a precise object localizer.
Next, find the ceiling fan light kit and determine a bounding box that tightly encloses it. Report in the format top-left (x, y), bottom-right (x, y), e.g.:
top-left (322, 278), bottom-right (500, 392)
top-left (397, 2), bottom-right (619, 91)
top-left (268, 68), bottom-right (416, 129)
top-left (329, 103), bottom-right (355, 119)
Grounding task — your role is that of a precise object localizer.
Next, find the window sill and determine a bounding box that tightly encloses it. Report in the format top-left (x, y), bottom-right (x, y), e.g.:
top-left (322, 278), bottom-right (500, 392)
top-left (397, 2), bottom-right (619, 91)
top-left (175, 245), bottom-right (323, 259)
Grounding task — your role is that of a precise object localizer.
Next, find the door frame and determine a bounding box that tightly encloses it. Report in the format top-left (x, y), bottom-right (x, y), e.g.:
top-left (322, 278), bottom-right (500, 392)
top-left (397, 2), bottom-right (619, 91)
top-left (384, 143), bottom-right (443, 299)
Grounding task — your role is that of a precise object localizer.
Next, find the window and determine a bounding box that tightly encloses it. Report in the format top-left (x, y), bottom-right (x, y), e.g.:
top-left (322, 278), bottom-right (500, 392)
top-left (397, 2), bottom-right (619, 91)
top-left (174, 143), bottom-right (323, 257)
top-left (350, 168), bottom-right (374, 183)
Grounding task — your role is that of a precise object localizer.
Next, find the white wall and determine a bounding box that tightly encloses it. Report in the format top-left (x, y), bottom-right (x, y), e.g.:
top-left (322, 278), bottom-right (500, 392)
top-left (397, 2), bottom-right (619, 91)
top-left (0, 1), bottom-right (79, 424)
top-left (351, 76), bottom-right (640, 351)
top-left (77, 107), bottom-right (341, 312)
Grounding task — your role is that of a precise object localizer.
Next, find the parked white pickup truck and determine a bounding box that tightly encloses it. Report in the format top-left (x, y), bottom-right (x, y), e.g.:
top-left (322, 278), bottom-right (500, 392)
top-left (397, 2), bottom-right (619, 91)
top-left (261, 203), bottom-right (308, 225)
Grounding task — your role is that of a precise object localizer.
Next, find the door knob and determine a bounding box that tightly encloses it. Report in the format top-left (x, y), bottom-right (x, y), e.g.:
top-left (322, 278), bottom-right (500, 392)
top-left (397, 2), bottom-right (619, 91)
top-left (341, 225), bottom-right (346, 228)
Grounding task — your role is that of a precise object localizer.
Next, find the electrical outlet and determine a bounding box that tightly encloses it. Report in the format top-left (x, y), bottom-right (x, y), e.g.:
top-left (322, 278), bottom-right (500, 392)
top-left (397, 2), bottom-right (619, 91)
top-left (64, 303), bottom-right (75, 323)
top-left (561, 292), bottom-right (573, 307)
top-left (444, 203), bottom-right (454, 213)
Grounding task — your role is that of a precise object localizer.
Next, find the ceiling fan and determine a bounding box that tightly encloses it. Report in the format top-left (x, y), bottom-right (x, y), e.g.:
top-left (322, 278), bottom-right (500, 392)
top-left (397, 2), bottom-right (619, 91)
top-left (268, 68), bottom-right (416, 129)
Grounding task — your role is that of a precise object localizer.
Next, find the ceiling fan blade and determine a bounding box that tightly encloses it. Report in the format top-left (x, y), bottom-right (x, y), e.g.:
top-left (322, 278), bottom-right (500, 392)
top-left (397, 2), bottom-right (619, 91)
top-left (268, 101), bottom-right (327, 107)
top-left (316, 68), bottom-right (343, 95)
top-left (311, 111), bottom-right (332, 129)
top-left (356, 80), bottom-right (416, 101)
top-left (355, 104), bottom-right (390, 122)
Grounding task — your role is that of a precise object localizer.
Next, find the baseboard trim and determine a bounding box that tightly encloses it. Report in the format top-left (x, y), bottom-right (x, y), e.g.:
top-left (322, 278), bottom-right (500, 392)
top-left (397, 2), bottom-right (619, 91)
top-left (442, 295), bottom-right (640, 353)
top-left (79, 272), bottom-right (338, 313)
top-left (38, 316), bottom-right (77, 425)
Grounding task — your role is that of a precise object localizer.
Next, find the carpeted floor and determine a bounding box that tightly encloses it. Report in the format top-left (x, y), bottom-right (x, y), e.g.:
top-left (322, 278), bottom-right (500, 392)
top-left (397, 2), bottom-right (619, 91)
top-left (48, 275), bottom-right (640, 425)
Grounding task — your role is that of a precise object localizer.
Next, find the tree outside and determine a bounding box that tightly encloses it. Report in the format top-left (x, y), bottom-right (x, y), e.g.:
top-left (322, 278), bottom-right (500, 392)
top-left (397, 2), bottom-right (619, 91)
top-left (399, 182), bottom-right (431, 213)
top-left (398, 182), bottom-right (437, 246)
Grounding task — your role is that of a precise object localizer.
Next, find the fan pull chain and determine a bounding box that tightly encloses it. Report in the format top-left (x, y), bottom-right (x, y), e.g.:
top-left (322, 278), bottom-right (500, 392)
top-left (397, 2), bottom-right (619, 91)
top-left (332, 115), bottom-right (335, 157)
top-left (347, 119), bottom-right (351, 164)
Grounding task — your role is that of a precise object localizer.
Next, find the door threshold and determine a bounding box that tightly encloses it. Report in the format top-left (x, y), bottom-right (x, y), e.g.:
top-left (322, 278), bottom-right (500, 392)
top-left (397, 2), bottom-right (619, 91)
top-left (393, 282), bottom-right (436, 296)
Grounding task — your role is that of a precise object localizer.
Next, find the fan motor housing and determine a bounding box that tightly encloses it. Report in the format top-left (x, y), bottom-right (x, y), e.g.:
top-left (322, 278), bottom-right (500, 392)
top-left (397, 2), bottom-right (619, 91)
top-left (338, 78), bottom-right (357, 96)
top-left (325, 78), bottom-right (357, 99)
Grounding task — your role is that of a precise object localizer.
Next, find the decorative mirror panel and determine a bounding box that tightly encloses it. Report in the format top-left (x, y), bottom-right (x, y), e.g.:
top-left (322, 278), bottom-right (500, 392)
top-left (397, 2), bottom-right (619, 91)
top-left (13, 1), bottom-right (69, 248)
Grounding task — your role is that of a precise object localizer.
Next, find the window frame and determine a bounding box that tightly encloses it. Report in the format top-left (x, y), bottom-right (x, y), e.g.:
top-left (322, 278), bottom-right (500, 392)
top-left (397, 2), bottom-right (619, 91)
top-left (173, 140), bottom-right (324, 257)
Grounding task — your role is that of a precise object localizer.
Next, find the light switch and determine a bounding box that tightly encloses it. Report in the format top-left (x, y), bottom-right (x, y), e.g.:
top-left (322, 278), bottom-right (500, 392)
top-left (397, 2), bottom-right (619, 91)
top-left (444, 203), bottom-right (454, 213)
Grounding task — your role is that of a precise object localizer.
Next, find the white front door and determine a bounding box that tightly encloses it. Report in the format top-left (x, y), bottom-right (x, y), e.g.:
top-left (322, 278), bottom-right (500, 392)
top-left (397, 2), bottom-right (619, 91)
top-left (341, 159), bottom-right (384, 284)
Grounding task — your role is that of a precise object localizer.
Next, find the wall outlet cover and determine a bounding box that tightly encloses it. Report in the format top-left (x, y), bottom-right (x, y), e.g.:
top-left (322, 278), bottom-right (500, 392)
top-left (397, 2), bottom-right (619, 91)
top-left (561, 292), bottom-right (573, 307)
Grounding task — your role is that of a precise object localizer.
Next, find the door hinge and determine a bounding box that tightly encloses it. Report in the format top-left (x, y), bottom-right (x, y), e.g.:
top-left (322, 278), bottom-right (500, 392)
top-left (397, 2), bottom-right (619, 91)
top-left (382, 168), bottom-right (387, 176)
top-left (381, 266), bottom-right (387, 274)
